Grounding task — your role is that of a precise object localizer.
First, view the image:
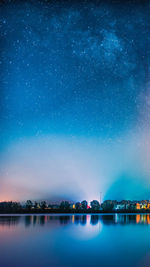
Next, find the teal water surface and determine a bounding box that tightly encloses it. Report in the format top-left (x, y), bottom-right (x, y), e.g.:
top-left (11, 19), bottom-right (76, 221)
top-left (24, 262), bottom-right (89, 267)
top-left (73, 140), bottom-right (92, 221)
top-left (0, 214), bottom-right (150, 267)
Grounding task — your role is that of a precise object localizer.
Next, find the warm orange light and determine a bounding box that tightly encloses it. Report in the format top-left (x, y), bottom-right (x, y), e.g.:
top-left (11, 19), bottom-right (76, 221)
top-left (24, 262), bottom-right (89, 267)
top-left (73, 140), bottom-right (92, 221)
top-left (72, 215), bottom-right (75, 224)
top-left (147, 215), bottom-right (150, 224)
top-left (136, 203), bottom-right (140, 210)
top-left (136, 214), bottom-right (140, 224)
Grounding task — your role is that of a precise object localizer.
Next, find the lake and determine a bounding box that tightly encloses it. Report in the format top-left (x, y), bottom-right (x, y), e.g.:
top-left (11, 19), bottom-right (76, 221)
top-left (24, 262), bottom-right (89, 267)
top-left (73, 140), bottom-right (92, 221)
top-left (0, 214), bottom-right (150, 267)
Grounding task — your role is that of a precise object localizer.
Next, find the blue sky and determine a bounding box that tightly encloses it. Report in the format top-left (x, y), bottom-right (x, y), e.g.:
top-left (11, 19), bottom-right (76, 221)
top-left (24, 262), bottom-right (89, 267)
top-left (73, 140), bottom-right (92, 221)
top-left (1, 0), bottom-right (150, 202)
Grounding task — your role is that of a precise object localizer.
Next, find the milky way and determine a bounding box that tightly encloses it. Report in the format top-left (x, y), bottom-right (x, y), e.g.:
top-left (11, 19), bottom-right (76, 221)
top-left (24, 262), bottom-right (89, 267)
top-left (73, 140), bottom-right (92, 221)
top-left (1, 0), bottom-right (150, 202)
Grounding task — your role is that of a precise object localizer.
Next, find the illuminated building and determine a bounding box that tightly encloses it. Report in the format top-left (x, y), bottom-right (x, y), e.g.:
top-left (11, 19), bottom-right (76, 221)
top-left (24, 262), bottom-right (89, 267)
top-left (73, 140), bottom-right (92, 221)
top-left (136, 203), bottom-right (141, 210)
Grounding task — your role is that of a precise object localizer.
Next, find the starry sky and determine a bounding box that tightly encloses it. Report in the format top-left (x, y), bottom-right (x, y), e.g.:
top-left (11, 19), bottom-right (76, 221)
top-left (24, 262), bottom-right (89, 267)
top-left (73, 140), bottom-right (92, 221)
top-left (1, 0), bottom-right (150, 202)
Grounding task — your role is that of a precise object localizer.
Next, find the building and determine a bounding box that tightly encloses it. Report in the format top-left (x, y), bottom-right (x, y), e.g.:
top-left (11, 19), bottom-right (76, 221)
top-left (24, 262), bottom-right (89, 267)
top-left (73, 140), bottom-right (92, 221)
top-left (136, 203), bottom-right (141, 210)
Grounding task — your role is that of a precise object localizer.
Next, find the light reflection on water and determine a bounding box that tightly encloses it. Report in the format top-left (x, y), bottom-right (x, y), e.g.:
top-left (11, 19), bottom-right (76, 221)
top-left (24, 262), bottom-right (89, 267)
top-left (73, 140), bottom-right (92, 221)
top-left (0, 214), bottom-right (150, 267)
top-left (0, 214), bottom-right (150, 227)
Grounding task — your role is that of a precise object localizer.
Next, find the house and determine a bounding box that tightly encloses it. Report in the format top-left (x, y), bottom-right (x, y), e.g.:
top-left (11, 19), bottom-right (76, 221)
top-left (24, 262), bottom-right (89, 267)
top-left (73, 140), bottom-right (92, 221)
top-left (114, 204), bottom-right (126, 210)
top-left (136, 203), bottom-right (141, 210)
top-left (69, 204), bottom-right (75, 209)
top-left (147, 203), bottom-right (150, 209)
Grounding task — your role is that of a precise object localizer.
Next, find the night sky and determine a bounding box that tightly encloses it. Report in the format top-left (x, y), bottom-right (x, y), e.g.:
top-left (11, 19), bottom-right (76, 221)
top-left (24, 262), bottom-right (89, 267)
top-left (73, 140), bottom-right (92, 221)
top-left (1, 0), bottom-right (150, 202)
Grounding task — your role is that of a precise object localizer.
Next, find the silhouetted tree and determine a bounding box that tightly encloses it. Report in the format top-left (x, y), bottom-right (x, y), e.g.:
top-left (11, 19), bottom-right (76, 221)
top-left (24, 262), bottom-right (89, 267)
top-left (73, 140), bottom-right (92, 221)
top-left (41, 201), bottom-right (47, 209)
top-left (90, 200), bottom-right (100, 210)
top-left (75, 202), bottom-right (81, 210)
top-left (26, 200), bottom-right (33, 210)
top-left (81, 200), bottom-right (88, 210)
top-left (0, 201), bottom-right (21, 211)
top-left (101, 200), bottom-right (114, 211)
top-left (60, 201), bottom-right (70, 210)
top-left (34, 201), bottom-right (38, 209)
top-left (12, 202), bottom-right (21, 210)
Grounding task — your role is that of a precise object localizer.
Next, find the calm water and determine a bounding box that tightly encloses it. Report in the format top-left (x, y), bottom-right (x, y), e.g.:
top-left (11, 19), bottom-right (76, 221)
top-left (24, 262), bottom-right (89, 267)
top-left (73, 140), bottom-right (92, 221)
top-left (0, 214), bottom-right (150, 267)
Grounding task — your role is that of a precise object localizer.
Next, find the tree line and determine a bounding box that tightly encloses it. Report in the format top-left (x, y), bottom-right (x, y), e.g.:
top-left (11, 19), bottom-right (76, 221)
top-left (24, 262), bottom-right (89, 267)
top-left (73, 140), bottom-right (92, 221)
top-left (0, 199), bottom-right (149, 213)
top-left (0, 199), bottom-right (100, 212)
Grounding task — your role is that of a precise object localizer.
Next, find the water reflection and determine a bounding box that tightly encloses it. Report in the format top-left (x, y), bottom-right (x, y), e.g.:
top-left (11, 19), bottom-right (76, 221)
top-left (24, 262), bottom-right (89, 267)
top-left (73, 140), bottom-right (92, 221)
top-left (0, 214), bottom-right (150, 228)
top-left (0, 216), bottom-right (21, 226)
top-left (0, 214), bottom-right (149, 267)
